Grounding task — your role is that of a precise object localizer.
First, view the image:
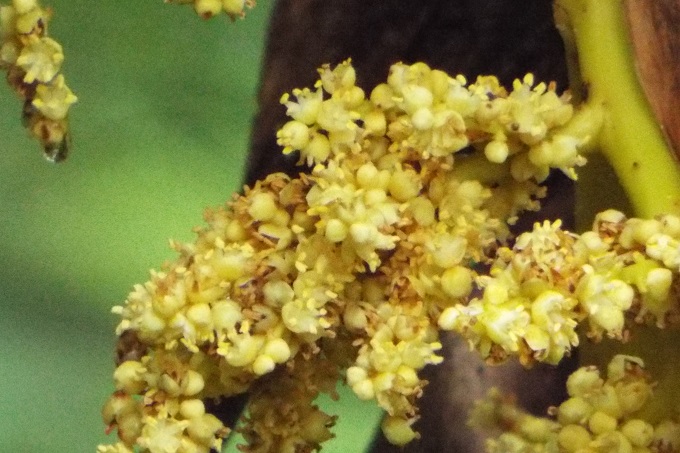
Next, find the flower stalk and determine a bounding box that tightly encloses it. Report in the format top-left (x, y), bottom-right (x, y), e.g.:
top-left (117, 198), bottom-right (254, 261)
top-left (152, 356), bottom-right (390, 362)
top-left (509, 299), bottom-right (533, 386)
top-left (554, 0), bottom-right (680, 217)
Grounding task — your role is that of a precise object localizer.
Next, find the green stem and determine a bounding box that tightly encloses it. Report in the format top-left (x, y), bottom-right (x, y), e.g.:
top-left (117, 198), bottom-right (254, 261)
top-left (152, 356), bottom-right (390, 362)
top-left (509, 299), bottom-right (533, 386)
top-left (555, 0), bottom-right (680, 217)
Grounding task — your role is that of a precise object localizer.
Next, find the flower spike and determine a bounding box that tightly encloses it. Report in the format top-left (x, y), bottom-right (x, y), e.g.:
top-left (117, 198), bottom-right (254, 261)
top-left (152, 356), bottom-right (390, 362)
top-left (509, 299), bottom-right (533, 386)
top-left (1, 0), bottom-right (77, 161)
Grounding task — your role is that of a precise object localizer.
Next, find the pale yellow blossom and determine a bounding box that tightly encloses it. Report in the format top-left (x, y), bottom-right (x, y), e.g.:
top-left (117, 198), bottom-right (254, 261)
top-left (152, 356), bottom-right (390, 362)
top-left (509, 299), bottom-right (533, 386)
top-left (1, 0), bottom-right (76, 160)
top-left (100, 61), bottom-right (615, 451)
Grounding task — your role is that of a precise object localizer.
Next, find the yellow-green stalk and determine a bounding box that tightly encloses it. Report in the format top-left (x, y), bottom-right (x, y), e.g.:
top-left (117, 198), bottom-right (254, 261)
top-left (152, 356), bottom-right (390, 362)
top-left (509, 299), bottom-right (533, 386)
top-left (554, 0), bottom-right (680, 217)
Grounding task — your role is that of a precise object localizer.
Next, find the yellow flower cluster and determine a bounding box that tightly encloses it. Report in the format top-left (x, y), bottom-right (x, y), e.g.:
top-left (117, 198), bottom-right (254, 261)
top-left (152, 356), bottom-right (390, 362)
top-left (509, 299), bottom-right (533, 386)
top-left (471, 355), bottom-right (680, 453)
top-left (0, 0), bottom-right (76, 161)
top-left (100, 60), bottom-right (590, 451)
top-left (165, 0), bottom-right (254, 20)
top-left (439, 210), bottom-right (680, 366)
top-left (100, 346), bottom-right (231, 453)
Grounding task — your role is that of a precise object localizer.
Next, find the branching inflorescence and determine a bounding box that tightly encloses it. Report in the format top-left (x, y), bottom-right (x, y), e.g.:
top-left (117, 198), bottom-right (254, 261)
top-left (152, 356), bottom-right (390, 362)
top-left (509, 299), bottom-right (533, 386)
top-left (0, 0), bottom-right (76, 161)
top-left (96, 55), bottom-right (680, 453)
top-left (3, 0), bottom-right (680, 452)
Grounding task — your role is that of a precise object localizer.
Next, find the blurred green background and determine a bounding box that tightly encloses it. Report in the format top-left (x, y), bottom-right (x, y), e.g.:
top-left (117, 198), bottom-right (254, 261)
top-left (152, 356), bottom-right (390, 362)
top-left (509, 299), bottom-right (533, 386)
top-left (0, 1), bottom-right (380, 451)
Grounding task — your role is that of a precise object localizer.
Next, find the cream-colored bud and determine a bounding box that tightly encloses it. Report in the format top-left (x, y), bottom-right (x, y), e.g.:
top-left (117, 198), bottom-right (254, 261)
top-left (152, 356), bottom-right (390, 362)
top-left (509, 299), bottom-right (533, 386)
top-left (518, 417), bottom-right (558, 443)
top-left (411, 107), bottom-right (434, 130)
top-left (437, 306), bottom-right (461, 330)
top-left (660, 214), bottom-right (680, 237)
top-left (343, 304), bottom-right (367, 330)
top-left (364, 109), bottom-right (387, 136)
top-left (389, 169), bottom-right (421, 202)
top-left (356, 162), bottom-right (379, 188)
top-left (483, 282), bottom-right (509, 305)
top-left (362, 278), bottom-right (386, 302)
top-left (137, 310), bottom-right (165, 336)
top-left (159, 374), bottom-right (181, 396)
top-left (302, 133), bottom-right (331, 163)
top-left (180, 399), bottom-right (206, 420)
top-left (346, 366), bottom-right (367, 385)
top-left (116, 410), bottom-right (143, 446)
top-left (350, 222), bottom-right (377, 244)
top-left (225, 334), bottom-right (265, 367)
top-left (12, 0), bottom-right (37, 14)
top-left (370, 83), bottom-right (395, 109)
top-left (0, 42), bottom-right (18, 66)
top-left (593, 432), bottom-right (633, 453)
top-left (263, 338), bottom-right (291, 363)
top-left (213, 249), bottom-right (247, 281)
top-left (407, 197), bottom-right (435, 226)
top-left (527, 142), bottom-right (553, 167)
top-left (653, 420), bottom-right (680, 450)
top-left (252, 355), bottom-right (276, 376)
top-left (248, 192), bottom-right (278, 222)
top-left (194, 0), bottom-right (221, 17)
top-left (430, 235), bottom-right (467, 268)
top-left (211, 299), bottom-right (243, 331)
top-left (342, 85), bottom-right (365, 109)
top-left (396, 365), bottom-right (419, 387)
top-left (181, 370), bottom-right (205, 396)
top-left (222, 0), bottom-right (245, 16)
top-left (382, 416), bottom-right (417, 446)
top-left (154, 292), bottom-right (185, 318)
top-left (351, 379), bottom-right (375, 400)
top-left (591, 386), bottom-right (623, 419)
top-left (633, 219), bottom-right (662, 245)
top-left (550, 135), bottom-right (581, 168)
top-left (597, 209), bottom-right (626, 224)
top-left (588, 411), bottom-right (617, 435)
top-left (373, 372), bottom-right (395, 392)
top-left (607, 355), bottom-right (644, 382)
top-left (102, 392), bottom-right (139, 425)
top-left (402, 85), bottom-right (433, 114)
top-left (277, 120), bottom-right (310, 151)
top-left (187, 413), bottom-right (224, 446)
top-left (225, 219), bottom-right (247, 242)
top-left (591, 305), bottom-right (625, 334)
top-left (558, 424), bottom-right (592, 452)
top-left (262, 280), bottom-right (294, 307)
top-left (485, 140), bottom-right (509, 163)
top-left (566, 366), bottom-right (602, 397)
top-left (441, 266), bottom-right (473, 299)
top-left (645, 267), bottom-right (672, 302)
top-left (617, 381), bottom-right (652, 414)
top-left (621, 419), bottom-right (653, 447)
top-left (270, 208), bottom-right (291, 227)
top-left (187, 303), bottom-right (211, 327)
top-left (429, 69), bottom-right (450, 99)
top-left (364, 188), bottom-right (387, 205)
top-left (113, 361), bottom-right (147, 394)
top-left (325, 218), bottom-right (347, 242)
top-left (557, 397), bottom-right (593, 425)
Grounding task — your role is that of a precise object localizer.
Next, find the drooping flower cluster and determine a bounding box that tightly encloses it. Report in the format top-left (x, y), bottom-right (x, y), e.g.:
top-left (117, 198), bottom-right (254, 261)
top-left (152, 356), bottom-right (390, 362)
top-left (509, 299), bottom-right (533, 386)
top-left (165, 0), bottom-right (255, 20)
top-left (471, 354), bottom-right (680, 453)
top-left (439, 210), bottom-right (680, 367)
top-left (0, 0), bottom-right (76, 161)
top-left (100, 60), bottom-right (592, 451)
